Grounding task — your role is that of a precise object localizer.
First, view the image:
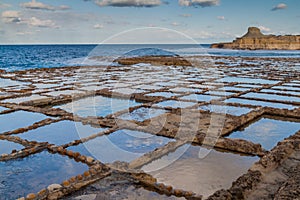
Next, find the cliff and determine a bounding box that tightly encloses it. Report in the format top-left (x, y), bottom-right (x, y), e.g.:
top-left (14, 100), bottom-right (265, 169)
top-left (211, 27), bottom-right (300, 50)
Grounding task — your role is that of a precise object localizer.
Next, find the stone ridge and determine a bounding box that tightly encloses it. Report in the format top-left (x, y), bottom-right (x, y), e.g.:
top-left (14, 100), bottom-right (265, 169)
top-left (211, 27), bottom-right (300, 50)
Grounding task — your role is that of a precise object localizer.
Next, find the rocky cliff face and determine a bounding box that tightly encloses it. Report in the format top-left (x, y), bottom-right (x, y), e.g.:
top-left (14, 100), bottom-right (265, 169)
top-left (211, 27), bottom-right (300, 50)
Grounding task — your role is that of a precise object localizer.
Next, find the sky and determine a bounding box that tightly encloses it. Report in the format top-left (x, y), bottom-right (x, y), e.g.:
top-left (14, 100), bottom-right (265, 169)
top-left (0, 0), bottom-right (299, 44)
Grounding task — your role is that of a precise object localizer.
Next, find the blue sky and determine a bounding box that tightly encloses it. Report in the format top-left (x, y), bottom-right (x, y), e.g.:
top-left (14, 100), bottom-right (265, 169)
top-left (0, 0), bottom-right (299, 44)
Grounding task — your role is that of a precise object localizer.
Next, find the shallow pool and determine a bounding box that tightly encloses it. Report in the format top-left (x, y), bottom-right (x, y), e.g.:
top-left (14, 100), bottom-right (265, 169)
top-left (225, 98), bottom-right (296, 110)
top-left (0, 140), bottom-right (24, 155)
top-left (217, 77), bottom-right (279, 85)
top-left (118, 107), bottom-right (166, 122)
top-left (0, 151), bottom-right (88, 199)
top-left (142, 144), bottom-right (258, 198)
top-left (180, 94), bottom-right (221, 102)
top-left (0, 78), bottom-right (28, 88)
top-left (228, 117), bottom-right (300, 150)
top-left (68, 129), bottom-right (173, 163)
top-left (242, 92), bottom-right (300, 103)
top-left (57, 95), bottom-right (141, 118)
top-left (16, 120), bottom-right (105, 146)
top-left (155, 100), bottom-right (196, 109)
top-left (199, 105), bottom-right (252, 116)
top-left (0, 111), bottom-right (49, 134)
top-left (1, 95), bottom-right (49, 104)
top-left (146, 92), bottom-right (180, 98)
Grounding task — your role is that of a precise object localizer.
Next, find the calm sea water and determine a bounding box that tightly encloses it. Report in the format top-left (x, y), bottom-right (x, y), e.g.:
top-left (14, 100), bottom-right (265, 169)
top-left (1, 44), bottom-right (300, 71)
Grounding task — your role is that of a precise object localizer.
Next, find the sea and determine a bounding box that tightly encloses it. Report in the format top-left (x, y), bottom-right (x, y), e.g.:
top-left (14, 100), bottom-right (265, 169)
top-left (1, 44), bottom-right (300, 72)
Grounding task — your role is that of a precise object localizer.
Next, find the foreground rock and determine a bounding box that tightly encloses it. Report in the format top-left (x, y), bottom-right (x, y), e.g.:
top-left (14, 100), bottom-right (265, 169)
top-left (211, 27), bottom-right (300, 50)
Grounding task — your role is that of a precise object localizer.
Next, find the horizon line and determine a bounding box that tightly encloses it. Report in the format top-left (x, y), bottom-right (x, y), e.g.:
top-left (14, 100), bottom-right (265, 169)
top-left (0, 43), bottom-right (212, 45)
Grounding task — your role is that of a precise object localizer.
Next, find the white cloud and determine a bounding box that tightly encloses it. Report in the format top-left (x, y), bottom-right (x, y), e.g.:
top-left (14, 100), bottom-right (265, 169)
top-left (21, 0), bottom-right (55, 10)
top-left (59, 5), bottom-right (71, 10)
top-left (1, 10), bottom-right (21, 23)
top-left (2, 10), bottom-right (58, 28)
top-left (16, 31), bottom-right (34, 36)
top-left (179, 0), bottom-right (190, 6)
top-left (27, 17), bottom-right (56, 28)
top-left (95, 0), bottom-right (162, 7)
top-left (180, 13), bottom-right (192, 17)
top-left (271, 3), bottom-right (287, 11)
top-left (179, 0), bottom-right (220, 7)
top-left (258, 25), bottom-right (271, 33)
top-left (94, 24), bottom-right (104, 29)
top-left (20, 0), bottom-right (70, 11)
top-left (217, 16), bottom-right (225, 20)
top-left (0, 3), bottom-right (11, 9)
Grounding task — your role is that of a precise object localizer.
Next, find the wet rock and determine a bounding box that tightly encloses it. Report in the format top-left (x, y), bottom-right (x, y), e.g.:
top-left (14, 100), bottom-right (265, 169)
top-left (47, 184), bottom-right (62, 192)
top-left (37, 188), bottom-right (47, 197)
top-left (86, 156), bottom-right (94, 163)
top-left (228, 170), bottom-right (262, 199)
top-left (207, 189), bottom-right (232, 200)
top-left (48, 191), bottom-right (64, 200)
top-left (215, 138), bottom-right (266, 156)
top-left (84, 171), bottom-right (91, 178)
top-left (74, 194), bottom-right (97, 200)
top-left (26, 193), bottom-right (36, 200)
top-left (62, 180), bottom-right (71, 187)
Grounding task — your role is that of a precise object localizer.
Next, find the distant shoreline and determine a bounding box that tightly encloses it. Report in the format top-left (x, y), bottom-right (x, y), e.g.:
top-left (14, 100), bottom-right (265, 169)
top-left (211, 27), bottom-right (300, 50)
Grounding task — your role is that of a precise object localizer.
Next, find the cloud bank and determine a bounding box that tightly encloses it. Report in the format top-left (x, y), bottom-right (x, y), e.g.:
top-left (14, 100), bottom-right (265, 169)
top-left (1, 10), bottom-right (57, 28)
top-left (1, 10), bottom-right (21, 23)
top-left (271, 3), bottom-right (287, 11)
top-left (95, 0), bottom-right (162, 7)
top-left (20, 0), bottom-right (70, 11)
top-left (179, 0), bottom-right (220, 7)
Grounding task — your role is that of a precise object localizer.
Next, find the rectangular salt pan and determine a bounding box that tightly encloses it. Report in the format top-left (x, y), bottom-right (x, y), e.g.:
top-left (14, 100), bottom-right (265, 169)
top-left (205, 91), bottom-right (236, 96)
top-left (242, 92), bottom-right (300, 103)
top-left (146, 92), bottom-right (180, 98)
top-left (133, 85), bottom-right (162, 90)
top-left (199, 105), bottom-right (252, 116)
top-left (0, 151), bottom-right (88, 199)
top-left (45, 90), bottom-right (84, 96)
top-left (33, 83), bottom-right (59, 89)
top-left (235, 84), bottom-right (263, 88)
top-left (217, 77), bottom-right (279, 85)
top-left (0, 78), bottom-right (28, 88)
top-left (67, 129), bottom-right (173, 163)
top-left (118, 107), bottom-right (166, 122)
top-left (225, 98), bottom-right (296, 110)
top-left (1, 95), bottom-right (49, 104)
top-left (223, 86), bottom-right (250, 92)
top-left (111, 88), bottom-right (146, 95)
top-left (142, 144), bottom-right (258, 198)
top-left (260, 89), bottom-right (300, 96)
top-left (180, 94), bottom-right (220, 102)
top-left (169, 87), bottom-right (201, 93)
top-left (16, 120), bottom-right (105, 146)
top-left (57, 95), bottom-right (141, 118)
top-left (272, 86), bottom-right (300, 92)
top-left (155, 100), bottom-right (196, 109)
top-left (0, 111), bottom-right (49, 134)
top-left (228, 117), bottom-right (300, 150)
